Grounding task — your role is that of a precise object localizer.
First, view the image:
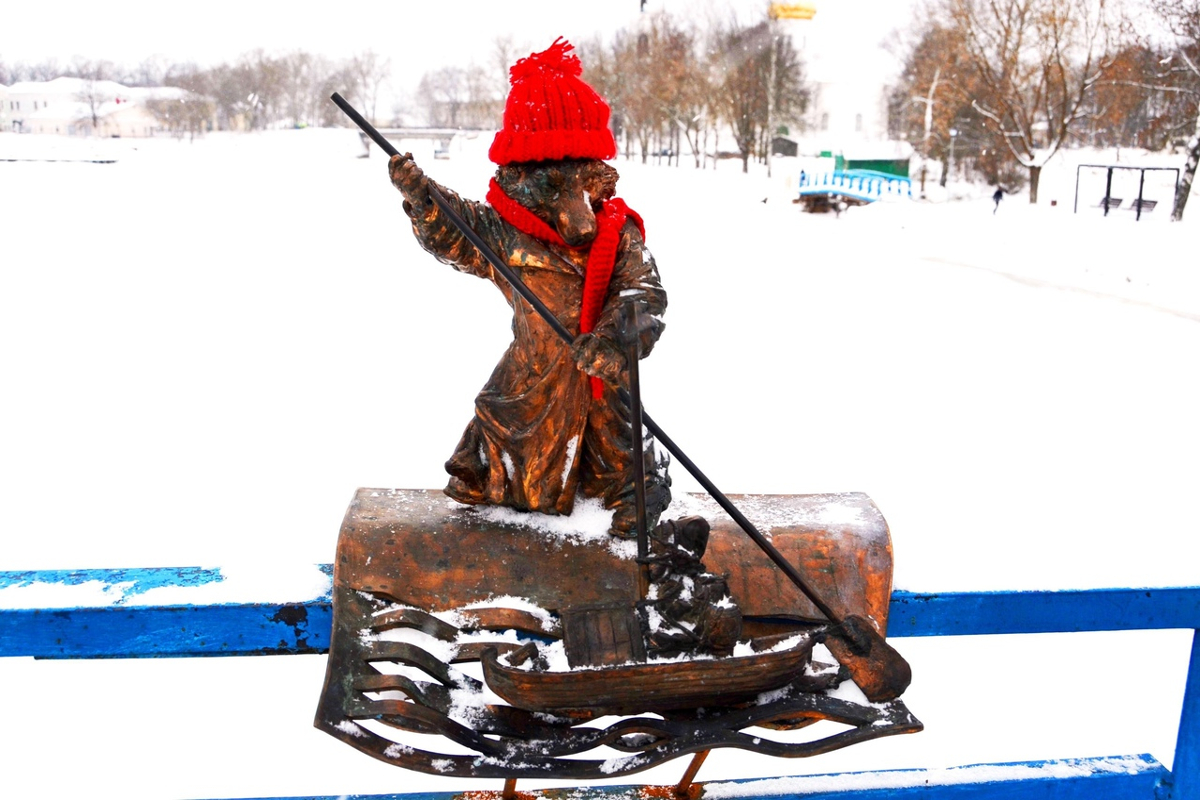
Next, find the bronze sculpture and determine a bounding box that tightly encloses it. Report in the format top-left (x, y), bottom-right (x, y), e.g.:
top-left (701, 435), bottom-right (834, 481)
top-left (388, 39), bottom-right (670, 539)
top-left (318, 39), bottom-right (919, 786)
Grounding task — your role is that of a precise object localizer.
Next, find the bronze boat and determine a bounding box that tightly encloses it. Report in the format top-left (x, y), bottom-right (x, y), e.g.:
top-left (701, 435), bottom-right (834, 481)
top-left (481, 631), bottom-right (821, 716)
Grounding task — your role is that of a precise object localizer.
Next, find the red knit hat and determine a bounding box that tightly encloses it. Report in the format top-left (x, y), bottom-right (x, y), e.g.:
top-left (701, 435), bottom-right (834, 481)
top-left (489, 38), bottom-right (617, 165)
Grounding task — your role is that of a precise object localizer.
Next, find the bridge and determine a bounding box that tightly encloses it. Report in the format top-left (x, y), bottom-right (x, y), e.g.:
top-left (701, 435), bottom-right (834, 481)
top-left (797, 169), bottom-right (914, 205)
top-left (374, 127), bottom-right (489, 142)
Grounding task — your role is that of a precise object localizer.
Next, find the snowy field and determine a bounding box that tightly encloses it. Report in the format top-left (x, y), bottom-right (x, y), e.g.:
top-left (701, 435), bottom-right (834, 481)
top-left (1, 128), bottom-right (1198, 798)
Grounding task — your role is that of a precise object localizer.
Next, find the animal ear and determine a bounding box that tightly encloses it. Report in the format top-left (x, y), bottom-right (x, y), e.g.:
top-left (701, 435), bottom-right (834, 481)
top-left (598, 162), bottom-right (619, 187)
top-left (494, 164), bottom-right (522, 195)
top-left (494, 164), bottom-right (545, 211)
top-left (585, 162), bottom-right (619, 199)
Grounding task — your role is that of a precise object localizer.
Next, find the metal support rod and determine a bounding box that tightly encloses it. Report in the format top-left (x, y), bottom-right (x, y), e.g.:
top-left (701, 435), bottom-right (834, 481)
top-left (675, 749), bottom-right (710, 797)
top-left (1073, 164), bottom-right (1081, 214)
top-left (1172, 168), bottom-right (1181, 218)
top-left (1136, 169), bottom-right (1147, 222)
top-left (1172, 629), bottom-right (1200, 800)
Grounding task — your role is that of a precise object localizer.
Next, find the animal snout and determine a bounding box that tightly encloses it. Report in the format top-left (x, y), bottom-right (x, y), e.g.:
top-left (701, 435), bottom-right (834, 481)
top-left (556, 204), bottom-right (598, 247)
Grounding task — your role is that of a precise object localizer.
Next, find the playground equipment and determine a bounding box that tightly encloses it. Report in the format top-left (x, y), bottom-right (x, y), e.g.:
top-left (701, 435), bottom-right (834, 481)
top-left (1074, 164), bottom-right (1180, 221)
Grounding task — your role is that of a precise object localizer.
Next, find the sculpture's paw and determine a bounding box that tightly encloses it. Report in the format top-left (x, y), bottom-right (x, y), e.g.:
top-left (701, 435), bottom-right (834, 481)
top-left (607, 522), bottom-right (638, 540)
top-left (608, 506), bottom-right (639, 539)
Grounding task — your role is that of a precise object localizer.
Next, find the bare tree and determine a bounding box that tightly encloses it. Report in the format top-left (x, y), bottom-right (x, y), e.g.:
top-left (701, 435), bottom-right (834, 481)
top-left (578, 32), bottom-right (648, 160)
top-left (130, 55), bottom-right (170, 87)
top-left (639, 14), bottom-right (709, 167)
top-left (145, 88), bottom-right (215, 141)
top-left (349, 50), bottom-right (391, 125)
top-left (27, 58), bottom-right (63, 82)
top-left (576, 34), bottom-right (621, 139)
top-left (711, 18), bottom-right (808, 173)
top-left (492, 35), bottom-right (528, 105)
top-left (313, 58), bottom-right (356, 127)
top-left (151, 49), bottom-right (387, 132)
top-left (415, 62), bottom-right (499, 129)
top-left (466, 63), bottom-right (503, 128)
top-left (625, 33), bottom-right (655, 162)
top-left (891, 20), bottom-right (979, 191)
top-left (942, 0), bottom-right (1114, 203)
top-left (280, 50), bottom-right (316, 128)
top-left (711, 20), bottom-right (762, 172)
top-left (675, 30), bottom-right (716, 168)
top-left (152, 64), bottom-right (217, 140)
top-left (417, 66), bottom-right (469, 127)
top-left (246, 50), bottom-right (286, 129)
top-left (201, 61), bottom-right (261, 130)
top-left (72, 58), bottom-right (118, 130)
top-left (1142, 0), bottom-right (1200, 220)
top-left (1081, 42), bottom-right (1169, 148)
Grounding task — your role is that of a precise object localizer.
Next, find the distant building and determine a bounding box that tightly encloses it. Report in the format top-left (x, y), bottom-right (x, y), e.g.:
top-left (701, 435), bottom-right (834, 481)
top-left (772, 136), bottom-right (799, 157)
top-left (4, 77), bottom-right (189, 137)
top-left (0, 82), bottom-right (9, 132)
top-left (761, 1), bottom-right (916, 190)
top-left (772, 1), bottom-right (907, 158)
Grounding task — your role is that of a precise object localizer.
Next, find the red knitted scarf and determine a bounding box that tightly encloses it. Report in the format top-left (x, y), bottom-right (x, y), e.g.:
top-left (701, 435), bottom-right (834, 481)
top-left (486, 178), bottom-right (644, 399)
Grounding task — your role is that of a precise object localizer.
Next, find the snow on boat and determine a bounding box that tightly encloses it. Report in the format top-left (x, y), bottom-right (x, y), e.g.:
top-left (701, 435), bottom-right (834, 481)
top-left (481, 631), bottom-right (821, 716)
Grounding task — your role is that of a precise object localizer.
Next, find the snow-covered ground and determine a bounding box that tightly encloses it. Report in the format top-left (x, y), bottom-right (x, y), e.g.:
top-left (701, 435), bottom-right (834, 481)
top-left (1, 129), bottom-right (1197, 798)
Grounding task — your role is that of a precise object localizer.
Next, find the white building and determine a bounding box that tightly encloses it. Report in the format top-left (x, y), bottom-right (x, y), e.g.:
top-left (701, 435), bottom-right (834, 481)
top-left (772, 0), bottom-right (912, 167)
top-left (4, 76), bottom-right (186, 137)
top-left (0, 82), bottom-right (9, 131)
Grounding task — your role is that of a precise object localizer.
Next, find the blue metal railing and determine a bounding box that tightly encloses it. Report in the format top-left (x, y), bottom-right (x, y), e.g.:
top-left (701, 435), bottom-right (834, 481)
top-left (1, 568), bottom-right (1196, 799)
top-left (798, 170), bottom-right (914, 203)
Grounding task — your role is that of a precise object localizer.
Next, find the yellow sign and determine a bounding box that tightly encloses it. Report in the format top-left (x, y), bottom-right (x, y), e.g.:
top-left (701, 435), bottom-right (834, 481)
top-left (769, 2), bottom-right (817, 19)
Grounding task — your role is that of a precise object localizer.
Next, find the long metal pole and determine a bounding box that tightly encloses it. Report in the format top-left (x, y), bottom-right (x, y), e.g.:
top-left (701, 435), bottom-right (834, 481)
top-left (1080, 164), bottom-right (1089, 214)
top-left (622, 304), bottom-right (650, 565)
top-left (332, 92), bottom-right (913, 703)
top-left (426, 182), bottom-right (845, 625)
top-left (332, 91), bottom-right (843, 624)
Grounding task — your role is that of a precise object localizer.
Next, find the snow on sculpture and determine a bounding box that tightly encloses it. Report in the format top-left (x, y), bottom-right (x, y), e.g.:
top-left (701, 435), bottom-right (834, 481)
top-left (318, 38), bottom-right (920, 788)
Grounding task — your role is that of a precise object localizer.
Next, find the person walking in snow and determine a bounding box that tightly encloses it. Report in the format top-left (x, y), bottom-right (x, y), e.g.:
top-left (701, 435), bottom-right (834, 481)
top-left (992, 186), bottom-right (1004, 214)
top-left (387, 39), bottom-right (670, 539)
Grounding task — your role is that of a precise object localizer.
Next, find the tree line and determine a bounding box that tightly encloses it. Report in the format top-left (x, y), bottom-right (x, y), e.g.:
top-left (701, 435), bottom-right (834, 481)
top-left (413, 14), bottom-right (810, 174)
top-left (889, 0), bottom-right (1200, 218)
top-left (1, 50), bottom-right (391, 140)
top-left (390, 0), bottom-right (1199, 195)
top-left (2, 10), bottom-right (807, 175)
top-left (583, 14), bottom-right (808, 174)
top-left (17, 4), bottom-right (1197, 216)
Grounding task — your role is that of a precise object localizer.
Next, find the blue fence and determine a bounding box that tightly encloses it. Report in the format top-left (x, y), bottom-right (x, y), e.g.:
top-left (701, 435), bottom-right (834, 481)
top-left (798, 170), bottom-right (914, 203)
top-left (1, 568), bottom-right (1196, 800)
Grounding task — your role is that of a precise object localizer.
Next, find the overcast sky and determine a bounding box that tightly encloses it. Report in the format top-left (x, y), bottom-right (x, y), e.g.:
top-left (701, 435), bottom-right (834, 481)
top-left (4, 1), bottom-right (758, 67)
top-left (4, 0), bottom-right (913, 87)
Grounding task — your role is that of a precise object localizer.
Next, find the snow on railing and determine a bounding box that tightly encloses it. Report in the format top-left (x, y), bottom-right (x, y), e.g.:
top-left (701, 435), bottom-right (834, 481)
top-left (1, 569), bottom-right (1196, 800)
top-left (798, 170), bottom-right (914, 203)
